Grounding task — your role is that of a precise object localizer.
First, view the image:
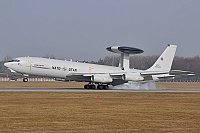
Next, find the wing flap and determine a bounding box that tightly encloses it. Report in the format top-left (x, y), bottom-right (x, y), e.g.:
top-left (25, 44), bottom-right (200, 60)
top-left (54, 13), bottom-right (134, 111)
top-left (141, 71), bottom-right (169, 76)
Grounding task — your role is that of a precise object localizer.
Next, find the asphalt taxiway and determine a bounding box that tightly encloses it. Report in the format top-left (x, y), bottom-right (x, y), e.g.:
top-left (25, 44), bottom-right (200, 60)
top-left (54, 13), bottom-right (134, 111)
top-left (0, 88), bottom-right (199, 92)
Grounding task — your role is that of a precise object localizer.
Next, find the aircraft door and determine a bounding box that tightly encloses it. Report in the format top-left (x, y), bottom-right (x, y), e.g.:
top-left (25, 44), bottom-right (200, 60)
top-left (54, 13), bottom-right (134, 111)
top-left (26, 58), bottom-right (32, 71)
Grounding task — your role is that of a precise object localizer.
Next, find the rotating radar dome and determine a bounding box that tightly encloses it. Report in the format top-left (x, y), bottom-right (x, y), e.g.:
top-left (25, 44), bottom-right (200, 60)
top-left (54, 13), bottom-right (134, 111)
top-left (106, 46), bottom-right (144, 54)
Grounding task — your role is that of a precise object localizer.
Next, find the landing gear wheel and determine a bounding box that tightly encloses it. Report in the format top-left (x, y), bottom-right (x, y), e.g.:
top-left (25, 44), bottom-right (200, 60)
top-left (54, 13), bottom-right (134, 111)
top-left (97, 85), bottom-right (103, 90)
top-left (84, 85), bottom-right (89, 89)
top-left (91, 85), bottom-right (96, 89)
top-left (103, 85), bottom-right (109, 90)
top-left (97, 85), bottom-right (109, 90)
top-left (23, 78), bottom-right (28, 82)
top-left (84, 84), bottom-right (96, 89)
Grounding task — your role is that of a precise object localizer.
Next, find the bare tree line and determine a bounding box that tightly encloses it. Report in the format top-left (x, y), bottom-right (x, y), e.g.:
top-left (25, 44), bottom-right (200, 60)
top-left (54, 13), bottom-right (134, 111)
top-left (96, 55), bottom-right (200, 76)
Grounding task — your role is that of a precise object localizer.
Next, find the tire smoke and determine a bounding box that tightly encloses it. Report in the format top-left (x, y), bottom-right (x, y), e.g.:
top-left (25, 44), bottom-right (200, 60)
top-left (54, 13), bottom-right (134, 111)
top-left (111, 81), bottom-right (160, 90)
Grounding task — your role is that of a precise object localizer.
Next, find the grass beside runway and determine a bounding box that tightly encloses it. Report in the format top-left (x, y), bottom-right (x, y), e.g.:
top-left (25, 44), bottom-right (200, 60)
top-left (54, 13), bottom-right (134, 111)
top-left (0, 92), bottom-right (199, 132)
top-left (0, 81), bottom-right (86, 88)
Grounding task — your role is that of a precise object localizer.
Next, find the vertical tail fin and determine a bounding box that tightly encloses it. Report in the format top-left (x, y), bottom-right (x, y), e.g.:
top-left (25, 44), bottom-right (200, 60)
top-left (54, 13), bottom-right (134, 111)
top-left (147, 45), bottom-right (177, 72)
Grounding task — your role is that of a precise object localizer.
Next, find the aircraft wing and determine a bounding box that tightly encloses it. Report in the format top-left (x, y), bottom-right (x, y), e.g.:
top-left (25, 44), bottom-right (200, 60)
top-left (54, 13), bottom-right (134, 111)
top-left (169, 70), bottom-right (195, 76)
top-left (141, 70), bottom-right (195, 76)
top-left (68, 73), bottom-right (109, 76)
top-left (68, 72), bottom-right (124, 78)
top-left (140, 71), bottom-right (169, 76)
top-left (67, 72), bottom-right (124, 81)
top-left (74, 72), bottom-right (127, 78)
top-left (66, 69), bottom-right (195, 83)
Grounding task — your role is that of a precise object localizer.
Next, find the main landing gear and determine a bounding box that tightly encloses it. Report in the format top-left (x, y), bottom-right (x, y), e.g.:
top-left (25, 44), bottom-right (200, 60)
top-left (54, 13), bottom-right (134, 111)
top-left (97, 84), bottom-right (109, 90)
top-left (84, 84), bottom-right (96, 89)
top-left (84, 83), bottom-right (109, 90)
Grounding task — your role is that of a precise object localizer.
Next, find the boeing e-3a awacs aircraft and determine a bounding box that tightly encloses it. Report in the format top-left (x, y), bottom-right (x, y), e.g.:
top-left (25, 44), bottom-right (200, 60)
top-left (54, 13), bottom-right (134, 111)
top-left (4, 45), bottom-right (194, 89)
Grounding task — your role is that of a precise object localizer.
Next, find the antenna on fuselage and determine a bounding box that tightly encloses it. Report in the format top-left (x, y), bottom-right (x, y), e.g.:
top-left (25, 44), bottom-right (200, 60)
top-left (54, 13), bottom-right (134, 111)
top-left (106, 46), bottom-right (144, 70)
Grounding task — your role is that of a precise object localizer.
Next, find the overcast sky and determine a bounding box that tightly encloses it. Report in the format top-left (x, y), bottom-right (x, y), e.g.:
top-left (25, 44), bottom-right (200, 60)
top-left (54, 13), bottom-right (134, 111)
top-left (0, 0), bottom-right (200, 61)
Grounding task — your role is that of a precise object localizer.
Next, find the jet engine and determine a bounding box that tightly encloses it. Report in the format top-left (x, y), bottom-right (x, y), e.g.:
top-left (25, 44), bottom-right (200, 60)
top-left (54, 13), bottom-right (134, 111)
top-left (91, 74), bottom-right (113, 83)
top-left (122, 73), bottom-right (144, 81)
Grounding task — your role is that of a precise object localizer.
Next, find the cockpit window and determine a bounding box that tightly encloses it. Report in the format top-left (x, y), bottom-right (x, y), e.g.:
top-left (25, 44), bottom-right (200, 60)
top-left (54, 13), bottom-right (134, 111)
top-left (8, 59), bottom-right (20, 62)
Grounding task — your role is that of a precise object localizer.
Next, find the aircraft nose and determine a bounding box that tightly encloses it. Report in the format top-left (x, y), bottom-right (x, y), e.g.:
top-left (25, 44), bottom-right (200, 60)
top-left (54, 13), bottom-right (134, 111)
top-left (4, 62), bottom-right (10, 68)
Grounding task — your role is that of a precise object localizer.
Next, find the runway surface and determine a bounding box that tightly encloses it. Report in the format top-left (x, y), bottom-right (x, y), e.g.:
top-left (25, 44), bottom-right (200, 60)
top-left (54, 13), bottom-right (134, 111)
top-left (0, 88), bottom-right (200, 92)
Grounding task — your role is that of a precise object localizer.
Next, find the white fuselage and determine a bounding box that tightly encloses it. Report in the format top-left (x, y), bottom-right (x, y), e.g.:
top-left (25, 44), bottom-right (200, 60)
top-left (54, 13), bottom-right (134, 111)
top-left (4, 57), bottom-right (142, 79)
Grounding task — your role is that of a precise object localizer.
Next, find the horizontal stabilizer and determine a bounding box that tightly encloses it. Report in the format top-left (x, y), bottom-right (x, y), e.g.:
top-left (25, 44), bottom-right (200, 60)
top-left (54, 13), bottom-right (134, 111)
top-left (169, 70), bottom-right (195, 75)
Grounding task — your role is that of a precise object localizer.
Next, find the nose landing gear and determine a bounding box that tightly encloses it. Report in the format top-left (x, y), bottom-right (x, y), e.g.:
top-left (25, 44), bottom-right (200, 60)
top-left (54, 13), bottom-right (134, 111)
top-left (23, 77), bottom-right (29, 82)
top-left (22, 74), bottom-right (29, 82)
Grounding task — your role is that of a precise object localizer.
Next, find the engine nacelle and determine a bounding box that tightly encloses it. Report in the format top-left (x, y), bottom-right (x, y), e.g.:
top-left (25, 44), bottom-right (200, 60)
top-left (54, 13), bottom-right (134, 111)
top-left (123, 73), bottom-right (144, 81)
top-left (91, 74), bottom-right (113, 83)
